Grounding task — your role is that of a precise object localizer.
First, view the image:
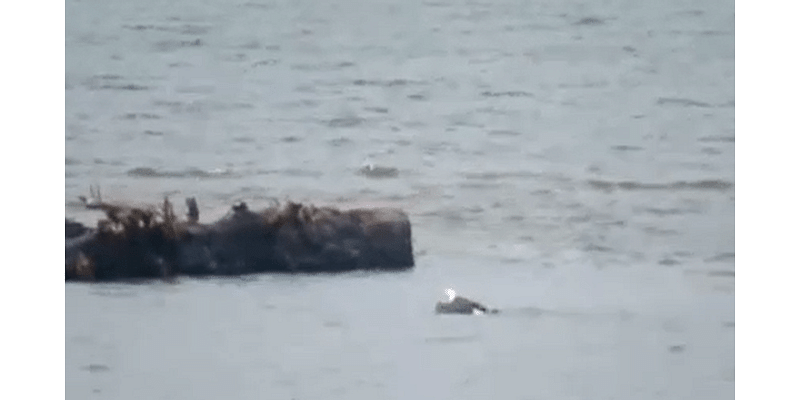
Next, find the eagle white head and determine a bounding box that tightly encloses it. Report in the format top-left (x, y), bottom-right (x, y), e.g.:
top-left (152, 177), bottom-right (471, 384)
top-left (445, 288), bottom-right (456, 302)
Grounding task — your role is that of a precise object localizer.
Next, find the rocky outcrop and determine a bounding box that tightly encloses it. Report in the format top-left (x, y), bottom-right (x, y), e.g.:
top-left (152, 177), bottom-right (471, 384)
top-left (66, 197), bottom-right (414, 281)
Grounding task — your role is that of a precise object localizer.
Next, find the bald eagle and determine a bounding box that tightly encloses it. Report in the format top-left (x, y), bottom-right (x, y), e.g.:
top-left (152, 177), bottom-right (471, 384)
top-left (435, 289), bottom-right (498, 315)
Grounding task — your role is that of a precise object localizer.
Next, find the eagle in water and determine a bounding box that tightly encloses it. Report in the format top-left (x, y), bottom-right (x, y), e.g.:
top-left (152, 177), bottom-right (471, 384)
top-left (435, 289), bottom-right (498, 315)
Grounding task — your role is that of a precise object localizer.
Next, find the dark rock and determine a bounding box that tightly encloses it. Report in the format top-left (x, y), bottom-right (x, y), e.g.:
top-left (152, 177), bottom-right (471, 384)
top-left (66, 196), bottom-right (414, 281)
top-left (65, 219), bottom-right (89, 238)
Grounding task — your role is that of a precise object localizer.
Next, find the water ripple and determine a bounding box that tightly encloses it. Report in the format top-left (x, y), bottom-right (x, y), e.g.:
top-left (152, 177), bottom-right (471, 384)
top-left (656, 97), bottom-right (712, 108)
top-left (588, 179), bottom-right (733, 192)
top-left (358, 165), bottom-right (399, 179)
top-left (353, 78), bottom-right (425, 87)
top-left (127, 167), bottom-right (237, 179)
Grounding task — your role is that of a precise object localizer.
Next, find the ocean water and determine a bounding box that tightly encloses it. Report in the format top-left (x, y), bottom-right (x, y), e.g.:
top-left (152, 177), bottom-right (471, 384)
top-left (65, 0), bottom-right (734, 399)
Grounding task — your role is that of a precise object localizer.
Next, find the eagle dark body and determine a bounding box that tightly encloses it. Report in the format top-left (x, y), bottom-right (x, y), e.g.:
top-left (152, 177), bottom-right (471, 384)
top-left (435, 296), bottom-right (499, 315)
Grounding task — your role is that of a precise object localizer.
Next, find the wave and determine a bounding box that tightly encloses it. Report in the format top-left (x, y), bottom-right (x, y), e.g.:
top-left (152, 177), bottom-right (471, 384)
top-left (587, 179), bottom-right (733, 192)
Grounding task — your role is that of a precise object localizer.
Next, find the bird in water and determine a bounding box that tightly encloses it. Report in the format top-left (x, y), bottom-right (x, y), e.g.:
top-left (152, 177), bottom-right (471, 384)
top-left (435, 288), bottom-right (498, 315)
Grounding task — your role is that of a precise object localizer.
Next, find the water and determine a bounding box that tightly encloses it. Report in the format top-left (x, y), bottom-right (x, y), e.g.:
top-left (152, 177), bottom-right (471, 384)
top-left (66, 0), bottom-right (734, 399)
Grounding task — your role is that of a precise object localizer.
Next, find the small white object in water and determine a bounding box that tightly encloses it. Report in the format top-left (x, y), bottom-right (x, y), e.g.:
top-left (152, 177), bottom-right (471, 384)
top-left (445, 288), bottom-right (456, 301)
top-left (361, 158), bottom-right (374, 171)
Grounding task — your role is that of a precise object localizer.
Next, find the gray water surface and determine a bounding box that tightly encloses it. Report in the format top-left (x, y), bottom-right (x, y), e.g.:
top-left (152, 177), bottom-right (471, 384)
top-left (66, 0), bottom-right (734, 399)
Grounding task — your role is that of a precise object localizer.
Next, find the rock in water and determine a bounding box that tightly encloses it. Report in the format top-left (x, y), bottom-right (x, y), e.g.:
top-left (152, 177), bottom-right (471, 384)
top-left (65, 196), bottom-right (414, 281)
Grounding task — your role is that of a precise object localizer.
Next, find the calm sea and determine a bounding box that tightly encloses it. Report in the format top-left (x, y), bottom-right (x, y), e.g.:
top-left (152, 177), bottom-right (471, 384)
top-left (66, 0), bottom-right (734, 399)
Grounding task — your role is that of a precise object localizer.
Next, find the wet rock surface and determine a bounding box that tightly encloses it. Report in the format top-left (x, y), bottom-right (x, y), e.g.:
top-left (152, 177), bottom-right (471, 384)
top-left (66, 198), bottom-right (414, 281)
